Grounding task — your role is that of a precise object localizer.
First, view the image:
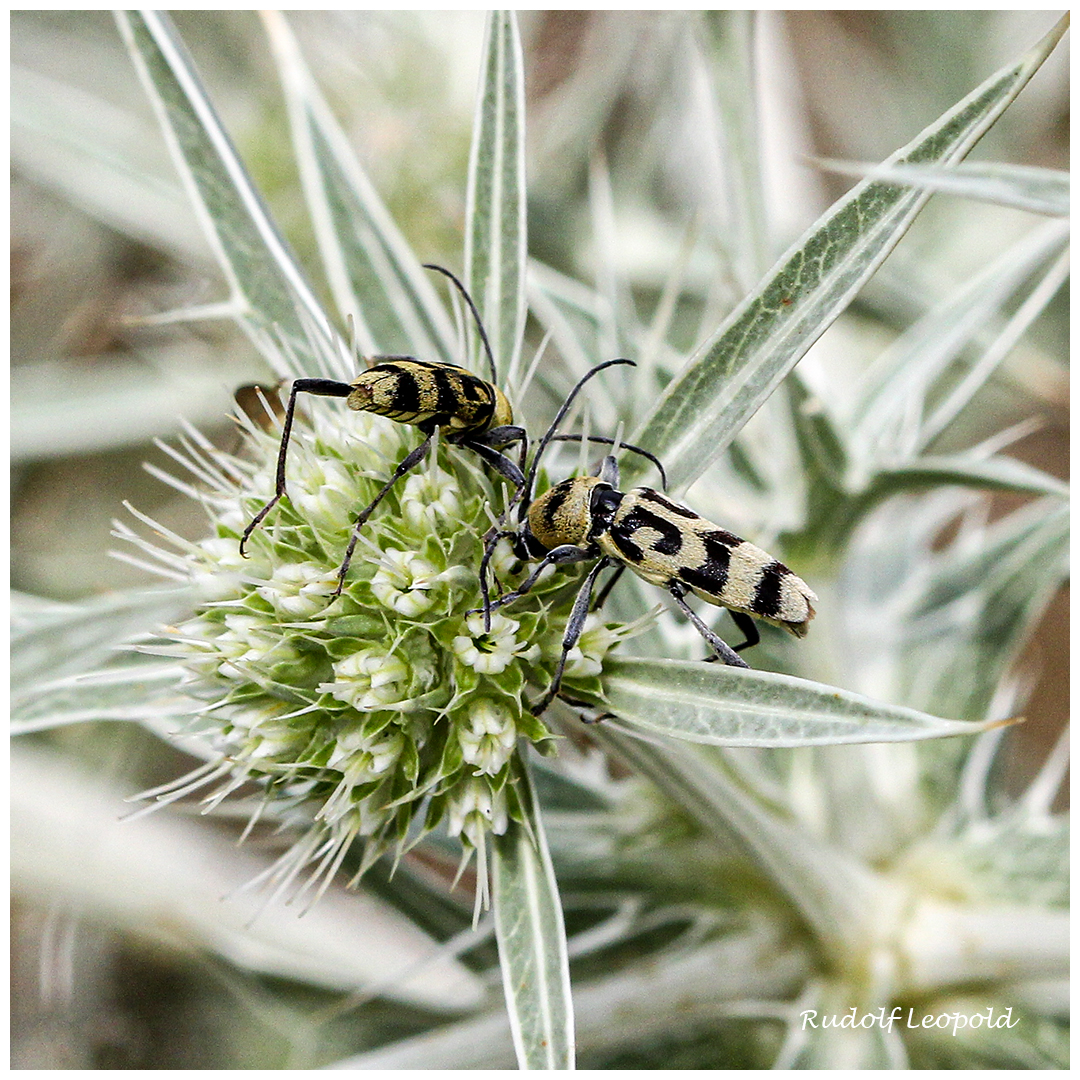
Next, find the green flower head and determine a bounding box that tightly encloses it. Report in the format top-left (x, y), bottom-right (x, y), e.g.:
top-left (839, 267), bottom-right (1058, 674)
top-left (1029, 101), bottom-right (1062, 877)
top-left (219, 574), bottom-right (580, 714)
top-left (129, 391), bottom-right (636, 897)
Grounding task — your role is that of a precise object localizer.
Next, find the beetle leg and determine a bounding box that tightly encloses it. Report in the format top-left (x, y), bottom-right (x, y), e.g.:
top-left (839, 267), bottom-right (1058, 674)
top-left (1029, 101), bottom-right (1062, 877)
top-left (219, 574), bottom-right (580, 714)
top-left (333, 431), bottom-right (435, 595)
top-left (667, 583), bottom-right (749, 668)
top-left (729, 610), bottom-right (760, 652)
top-left (477, 527), bottom-right (520, 632)
top-left (462, 439), bottom-right (526, 491)
top-left (591, 563), bottom-right (626, 612)
top-left (472, 543), bottom-right (595, 625)
top-left (531, 557), bottom-right (612, 715)
top-left (240, 378), bottom-right (352, 555)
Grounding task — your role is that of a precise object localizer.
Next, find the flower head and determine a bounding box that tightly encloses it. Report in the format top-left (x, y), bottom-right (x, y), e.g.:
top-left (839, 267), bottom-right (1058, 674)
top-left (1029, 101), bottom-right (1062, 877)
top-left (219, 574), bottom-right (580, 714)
top-left (125, 399), bottom-right (634, 900)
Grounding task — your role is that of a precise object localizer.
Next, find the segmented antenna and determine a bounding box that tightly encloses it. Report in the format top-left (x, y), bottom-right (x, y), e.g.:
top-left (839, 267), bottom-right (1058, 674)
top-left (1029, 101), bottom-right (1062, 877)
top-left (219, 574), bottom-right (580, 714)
top-left (517, 358), bottom-right (635, 520)
top-left (423, 264), bottom-right (498, 384)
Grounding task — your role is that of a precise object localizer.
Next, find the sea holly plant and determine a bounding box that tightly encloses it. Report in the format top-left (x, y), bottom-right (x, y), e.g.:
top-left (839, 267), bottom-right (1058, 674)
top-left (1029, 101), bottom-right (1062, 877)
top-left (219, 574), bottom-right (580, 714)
top-left (11, 11), bottom-right (1068, 1070)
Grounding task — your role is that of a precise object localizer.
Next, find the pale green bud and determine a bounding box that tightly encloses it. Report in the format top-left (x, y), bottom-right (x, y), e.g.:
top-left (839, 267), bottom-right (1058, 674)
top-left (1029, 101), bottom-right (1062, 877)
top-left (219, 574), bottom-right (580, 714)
top-left (291, 458), bottom-right (361, 532)
top-left (256, 560), bottom-right (337, 617)
top-left (560, 613), bottom-right (618, 678)
top-left (402, 465), bottom-right (462, 528)
top-left (327, 727), bottom-right (406, 784)
top-left (452, 611), bottom-right (541, 674)
top-left (458, 699), bottom-right (517, 775)
top-left (320, 649), bottom-right (412, 710)
top-left (371, 548), bottom-right (440, 616)
top-left (448, 776), bottom-right (509, 847)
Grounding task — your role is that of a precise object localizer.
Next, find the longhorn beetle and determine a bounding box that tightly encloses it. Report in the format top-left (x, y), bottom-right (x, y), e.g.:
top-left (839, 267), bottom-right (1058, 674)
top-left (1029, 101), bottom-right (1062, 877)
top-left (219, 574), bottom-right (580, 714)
top-left (477, 427), bottom-right (817, 714)
top-left (239, 264), bottom-right (663, 595)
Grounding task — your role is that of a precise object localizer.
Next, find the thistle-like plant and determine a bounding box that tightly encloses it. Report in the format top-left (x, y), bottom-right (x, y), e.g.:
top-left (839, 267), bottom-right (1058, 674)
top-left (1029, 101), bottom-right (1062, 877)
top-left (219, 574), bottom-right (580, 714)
top-left (12, 11), bottom-right (1067, 1070)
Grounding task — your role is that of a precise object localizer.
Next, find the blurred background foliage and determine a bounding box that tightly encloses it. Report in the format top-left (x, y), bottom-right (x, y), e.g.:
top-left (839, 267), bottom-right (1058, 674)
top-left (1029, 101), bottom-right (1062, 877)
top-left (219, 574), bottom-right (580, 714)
top-left (11, 10), bottom-right (1067, 1069)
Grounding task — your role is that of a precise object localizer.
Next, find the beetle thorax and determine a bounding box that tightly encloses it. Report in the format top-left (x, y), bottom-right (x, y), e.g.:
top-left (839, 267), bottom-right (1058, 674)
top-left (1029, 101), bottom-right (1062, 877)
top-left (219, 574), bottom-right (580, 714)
top-left (489, 386), bottom-right (514, 431)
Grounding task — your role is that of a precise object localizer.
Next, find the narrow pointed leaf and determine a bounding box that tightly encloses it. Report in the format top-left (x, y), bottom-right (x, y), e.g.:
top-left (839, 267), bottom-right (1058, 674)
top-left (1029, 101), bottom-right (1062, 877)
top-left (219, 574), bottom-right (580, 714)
top-left (847, 218), bottom-right (1068, 468)
top-left (526, 258), bottom-right (609, 393)
top-left (11, 587), bottom-right (196, 688)
top-left (900, 499), bottom-right (1068, 718)
top-left (812, 158), bottom-right (1069, 217)
top-left (12, 661), bottom-right (190, 733)
top-left (11, 64), bottom-right (206, 262)
top-left (918, 243), bottom-right (1070, 448)
top-left (492, 769), bottom-right (574, 1070)
top-left (630, 17), bottom-right (1068, 492)
top-left (786, 372), bottom-right (848, 486)
top-left (592, 724), bottom-right (880, 957)
top-left (333, 924), bottom-right (806, 1069)
top-left (599, 657), bottom-right (1005, 746)
top-left (949, 813), bottom-right (1068, 907)
top-left (115, 11), bottom-right (348, 379)
top-left (261, 12), bottom-right (457, 362)
top-left (784, 992), bottom-right (908, 1068)
top-left (869, 455), bottom-right (1068, 501)
top-left (911, 499), bottom-right (1068, 617)
top-left (465, 11), bottom-right (527, 382)
top-left (699, 11), bottom-right (770, 286)
top-left (14, 744), bottom-right (486, 1011)
top-left (903, 997), bottom-right (1069, 1069)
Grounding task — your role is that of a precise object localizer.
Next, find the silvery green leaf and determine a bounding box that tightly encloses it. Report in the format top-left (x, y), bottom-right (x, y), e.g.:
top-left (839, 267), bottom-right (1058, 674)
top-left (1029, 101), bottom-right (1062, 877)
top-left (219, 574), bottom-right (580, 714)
top-left (465, 11), bottom-right (527, 383)
top-left (868, 454), bottom-right (1069, 501)
top-left (1017, 723), bottom-right (1070, 821)
top-left (630, 17), bottom-right (1068, 493)
top-left (11, 587), bottom-right (196, 689)
top-left (585, 153), bottom-right (632, 365)
top-left (776, 980), bottom-right (908, 1068)
top-left (1003, 979), bottom-right (1070, 1020)
top-left (909, 499), bottom-right (1068, 620)
top-left (846, 219), bottom-right (1069, 469)
top-left (903, 996), bottom-right (1069, 1068)
top-left (594, 726), bottom-right (880, 954)
top-left (526, 259), bottom-right (612, 411)
top-left (525, 254), bottom-right (638, 439)
top-left (785, 372), bottom-right (849, 487)
top-left (918, 244), bottom-right (1070, 448)
top-left (899, 499), bottom-right (1068, 718)
top-left (811, 158), bottom-right (1069, 217)
top-left (842, 489), bottom-right (976, 604)
top-left (115, 11), bottom-right (349, 380)
top-left (13, 743), bottom-right (486, 1012)
top-left (333, 922), bottom-right (806, 1069)
top-left (330, 1009), bottom-right (515, 1070)
top-left (569, 923), bottom-right (808, 1062)
top-left (540, 810), bottom-right (734, 899)
top-left (833, 489), bottom-right (981, 707)
top-left (901, 899), bottom-right (1068, 992)
top-left (12, 350), bottom-right (238, 462)
top-left (600, 657), bottom-right (1002, 746)
top-left (261, 12), bottom-right (457, 363)
top-left (789, 1013), bottom-right (909, 1068)
top-left (11, 64), bottom-right (206, 263)
top-left (492, 769), bottom-right (574, 1070)
top-left (698, 11), bottom-right (770, 286)
top-left (11, 660), bottom-right (189, 734)
top-left (949, 813), bottom-right (1068, 907)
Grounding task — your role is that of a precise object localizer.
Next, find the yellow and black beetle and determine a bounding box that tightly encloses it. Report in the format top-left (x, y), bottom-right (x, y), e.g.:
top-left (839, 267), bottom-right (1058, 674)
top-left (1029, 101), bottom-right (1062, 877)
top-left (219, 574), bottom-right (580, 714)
top-left (240, 265), bottom-right (663, 595)
top-left (478, 423), bottom-right (816, 713)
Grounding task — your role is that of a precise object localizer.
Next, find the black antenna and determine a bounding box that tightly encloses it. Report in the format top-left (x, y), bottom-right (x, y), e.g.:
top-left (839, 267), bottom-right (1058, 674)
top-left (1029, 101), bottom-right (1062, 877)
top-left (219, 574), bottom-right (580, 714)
top-left (517, 358), bottom-right (634, 519)
top-left (423, 263), bottom-right (498, 384)
top-left (547, 434), bottom-right (667, 489)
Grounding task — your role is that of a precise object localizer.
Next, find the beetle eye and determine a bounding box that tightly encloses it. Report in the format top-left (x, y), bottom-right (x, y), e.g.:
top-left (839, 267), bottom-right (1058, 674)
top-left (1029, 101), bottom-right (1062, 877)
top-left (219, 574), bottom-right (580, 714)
top-left (591, 487), bottom-right (622, 519)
